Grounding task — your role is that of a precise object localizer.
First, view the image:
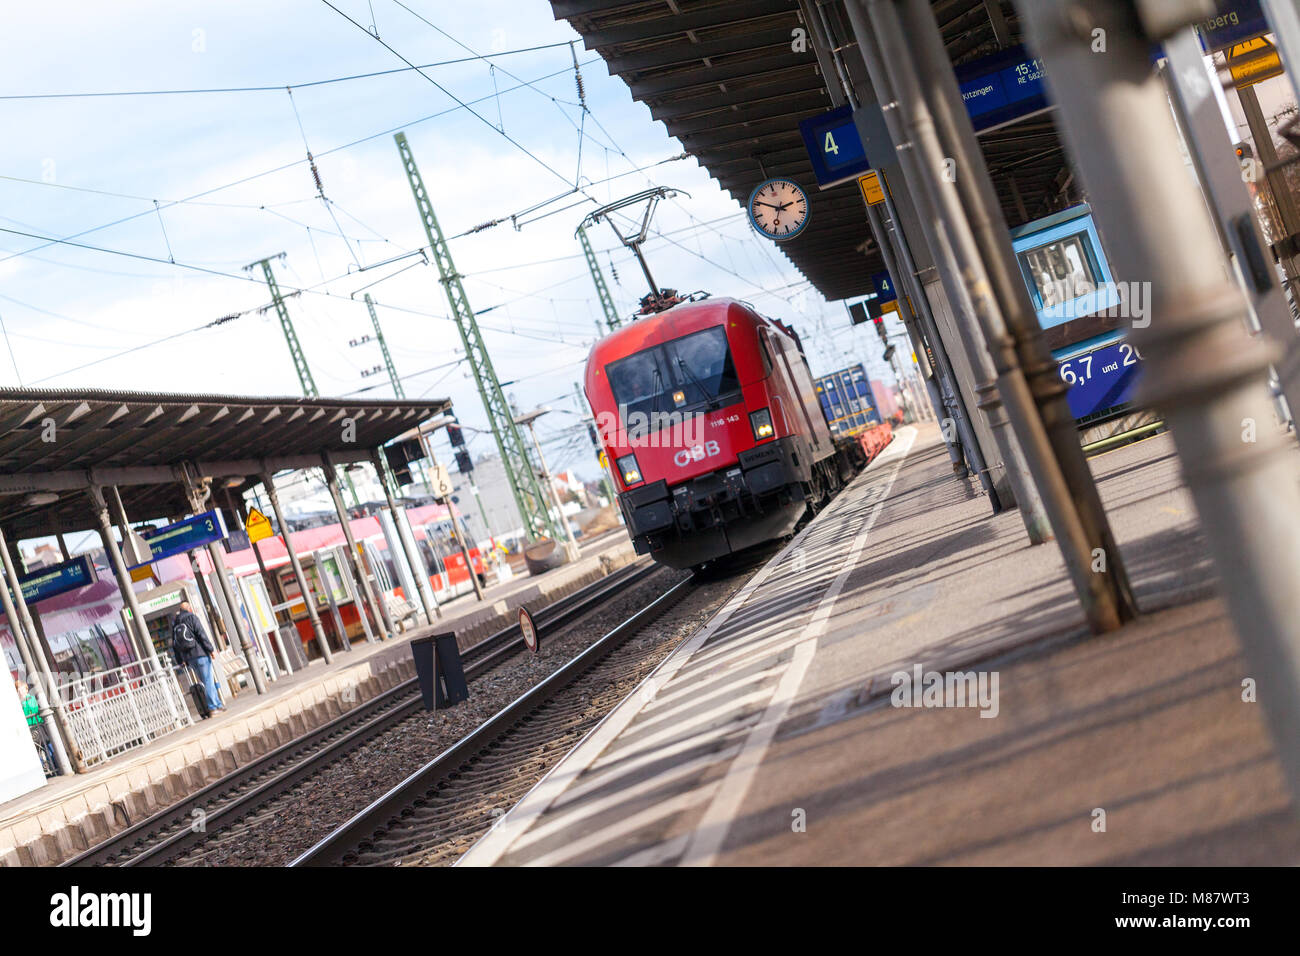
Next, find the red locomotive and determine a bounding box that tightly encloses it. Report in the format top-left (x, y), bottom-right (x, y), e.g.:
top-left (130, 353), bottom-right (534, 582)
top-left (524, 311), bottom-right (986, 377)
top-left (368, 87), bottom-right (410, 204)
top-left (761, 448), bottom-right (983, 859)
top-left (585, 296), bottom-right (859, 571)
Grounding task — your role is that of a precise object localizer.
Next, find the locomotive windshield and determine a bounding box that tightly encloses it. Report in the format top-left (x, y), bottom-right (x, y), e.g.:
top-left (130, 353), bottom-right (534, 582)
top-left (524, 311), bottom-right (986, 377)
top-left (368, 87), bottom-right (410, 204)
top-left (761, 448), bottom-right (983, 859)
top-left (606, 327), bottom-right (741, 430)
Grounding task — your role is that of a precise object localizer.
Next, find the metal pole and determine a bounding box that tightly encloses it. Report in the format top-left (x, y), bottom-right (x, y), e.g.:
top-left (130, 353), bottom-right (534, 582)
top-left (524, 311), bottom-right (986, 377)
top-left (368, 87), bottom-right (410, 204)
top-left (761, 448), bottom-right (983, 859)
top-left (1236, 82), bottom-right (1300, 307)
top-left (879, 194), bottom-right (986, 476)
top-left (187, 551), bottom-right (227, 651)
top-left (0, 526), bottom-right (75, 775)
top-left (798, 0), bottom-right (979, 481)
top-left (860, 0), bottom-right (1134, 629)
top-left (224, 487), bottom-right (293, 674)
top-left (88, 486), bottom-right (160, 664)
top-left (410, 433), bottom-right (484, 602)
top-left (105, 485), bottom-right (157, 657)
top-left (1163, 30), bottom-right (1300, 427)
top-left (865, 199), bottom-right (967, 470)
top-left (525, 420), bottom-right (581, 562)
top-left (850, 1), bottom-right (1054, 543)
top-left (372, 448), bottom-right (444, 619)
top-left (1013, 0), bottom-right (1300, 810)
top-left (206, 540), bottom-right (267, 693)
top-left (177, 466), bottom-right (268, 694)
top-left (899, 0), bottom-right (1141, 621)
top-left (321, 454), bottom-right (393, 642)
top-left (261, 471), bottom-right (333, 664)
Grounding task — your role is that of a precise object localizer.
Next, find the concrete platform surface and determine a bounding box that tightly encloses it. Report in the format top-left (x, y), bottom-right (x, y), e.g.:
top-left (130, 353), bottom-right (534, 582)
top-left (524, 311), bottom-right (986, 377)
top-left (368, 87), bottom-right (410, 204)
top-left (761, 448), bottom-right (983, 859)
top-left (460, 423), bottom-right (1299, 866)
top-left (0, 529), bottom-right (638, 866)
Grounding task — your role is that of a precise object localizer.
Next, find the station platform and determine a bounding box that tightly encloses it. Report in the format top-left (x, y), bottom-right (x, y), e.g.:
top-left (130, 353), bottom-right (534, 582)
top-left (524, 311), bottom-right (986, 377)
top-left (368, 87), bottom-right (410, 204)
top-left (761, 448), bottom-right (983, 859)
top-left (461, 423), bottom-right (1300, 866)
top-left (0, 529), bottom-right (639, 866)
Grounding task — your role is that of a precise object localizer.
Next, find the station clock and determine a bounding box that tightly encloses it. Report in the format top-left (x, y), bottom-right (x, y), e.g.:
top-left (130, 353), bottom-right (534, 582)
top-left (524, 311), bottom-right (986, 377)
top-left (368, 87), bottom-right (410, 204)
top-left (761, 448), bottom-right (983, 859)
top-left (747, 178), bottom-right (810, 241)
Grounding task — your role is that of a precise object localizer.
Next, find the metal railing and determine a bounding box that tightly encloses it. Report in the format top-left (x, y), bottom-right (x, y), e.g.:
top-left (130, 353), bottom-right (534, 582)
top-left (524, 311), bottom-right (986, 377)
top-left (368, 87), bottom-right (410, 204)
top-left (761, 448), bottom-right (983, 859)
top-left (56, 655), bottom-right (192, 768)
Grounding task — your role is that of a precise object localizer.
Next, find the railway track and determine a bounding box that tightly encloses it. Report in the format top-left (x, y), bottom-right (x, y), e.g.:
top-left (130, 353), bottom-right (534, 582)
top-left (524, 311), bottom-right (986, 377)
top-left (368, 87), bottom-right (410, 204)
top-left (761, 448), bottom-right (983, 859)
top-left (62, 560), bottom-right (662, 868)
top-left (291, 575), bottom-right (699, 867)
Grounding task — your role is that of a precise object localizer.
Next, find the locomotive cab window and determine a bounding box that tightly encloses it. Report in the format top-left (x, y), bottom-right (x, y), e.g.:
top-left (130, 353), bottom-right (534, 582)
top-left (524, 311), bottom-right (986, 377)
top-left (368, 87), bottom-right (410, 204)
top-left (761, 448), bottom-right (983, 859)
top-left (666, 327), bottom-right (740, 407)
top-left (605, 327), bottom-right (741, 435)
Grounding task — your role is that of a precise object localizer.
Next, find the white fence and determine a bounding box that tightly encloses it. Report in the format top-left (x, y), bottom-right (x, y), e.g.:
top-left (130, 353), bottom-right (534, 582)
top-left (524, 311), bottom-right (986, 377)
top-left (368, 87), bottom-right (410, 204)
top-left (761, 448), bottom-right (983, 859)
top-left (57, 656), bottom-right (192, 768)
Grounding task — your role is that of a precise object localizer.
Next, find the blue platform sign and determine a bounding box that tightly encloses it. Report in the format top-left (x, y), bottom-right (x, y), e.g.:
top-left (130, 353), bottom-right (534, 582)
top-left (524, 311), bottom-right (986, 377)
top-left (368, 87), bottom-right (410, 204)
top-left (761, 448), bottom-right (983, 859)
top-left (799, 105), bottom-right (869, 187)
top-left (871, 271), bottom-right (898, 304)
top-left (15, 555), bottom-right (98, 604)
top-left (1058, 340), bottom-right (1143, 420)
top-left (798, 104), bottom-right (895, 188)
top-left (131, 509), bottom-right (228, 569)
top-left (1196, 0), bottom-right (1268, 53)
top-left (955, 45), bottom-right (1051, 133)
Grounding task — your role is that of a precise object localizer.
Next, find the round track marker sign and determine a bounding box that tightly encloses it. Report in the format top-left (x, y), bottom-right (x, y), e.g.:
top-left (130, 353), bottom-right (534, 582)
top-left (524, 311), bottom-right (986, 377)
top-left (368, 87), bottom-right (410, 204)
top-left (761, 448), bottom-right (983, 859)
top-left (519, 606), bottom-right (539, 654)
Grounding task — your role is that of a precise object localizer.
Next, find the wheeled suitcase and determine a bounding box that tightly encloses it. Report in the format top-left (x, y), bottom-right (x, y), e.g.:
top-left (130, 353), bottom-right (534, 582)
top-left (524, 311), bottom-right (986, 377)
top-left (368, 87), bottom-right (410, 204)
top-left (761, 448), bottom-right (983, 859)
top-left (187, 665), bottom-right (211, 719)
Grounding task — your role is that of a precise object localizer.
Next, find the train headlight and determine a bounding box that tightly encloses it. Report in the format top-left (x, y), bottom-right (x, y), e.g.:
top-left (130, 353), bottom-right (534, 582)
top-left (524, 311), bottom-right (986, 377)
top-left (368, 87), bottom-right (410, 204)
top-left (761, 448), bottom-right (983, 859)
top-left (750, 407), bottom-right (774, 441)
top-left (616, 454), bottom-right (643, 486)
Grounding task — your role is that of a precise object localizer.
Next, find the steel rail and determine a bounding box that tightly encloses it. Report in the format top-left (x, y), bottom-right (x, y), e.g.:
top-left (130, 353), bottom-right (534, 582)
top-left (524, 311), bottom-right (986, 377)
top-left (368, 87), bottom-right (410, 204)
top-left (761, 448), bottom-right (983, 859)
top-left (62, 559), bottom-right (659, 867)
top-left (291, 575), bottom-right (696, 867)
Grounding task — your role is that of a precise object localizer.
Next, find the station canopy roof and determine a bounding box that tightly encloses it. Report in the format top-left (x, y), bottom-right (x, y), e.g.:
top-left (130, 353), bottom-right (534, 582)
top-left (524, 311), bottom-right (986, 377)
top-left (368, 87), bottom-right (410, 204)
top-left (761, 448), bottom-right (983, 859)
top-left (0, 388), bottom-right (451, 539)
top-left (551, 0), bottom-right (1076, 302)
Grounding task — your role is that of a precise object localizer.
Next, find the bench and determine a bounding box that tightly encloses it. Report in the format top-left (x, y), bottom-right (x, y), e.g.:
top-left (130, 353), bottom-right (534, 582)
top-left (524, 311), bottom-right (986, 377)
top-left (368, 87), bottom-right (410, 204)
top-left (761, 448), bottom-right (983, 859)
top-left (385, 594), bottom-right (421, 632)
top-left (215, 647), bottom-right (253, 698)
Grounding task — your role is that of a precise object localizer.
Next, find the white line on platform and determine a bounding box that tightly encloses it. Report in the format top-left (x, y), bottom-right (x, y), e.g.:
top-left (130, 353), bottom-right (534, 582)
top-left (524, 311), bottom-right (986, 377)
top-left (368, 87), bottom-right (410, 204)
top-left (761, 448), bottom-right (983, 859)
top-left (457, 427), bottom-right (918, 867)
top-left (522, 784), bottom-right (720, 867)
top-left (511, 744), bottom-right (743, 854)
top-left (679, 427), bottom-right (916, 867)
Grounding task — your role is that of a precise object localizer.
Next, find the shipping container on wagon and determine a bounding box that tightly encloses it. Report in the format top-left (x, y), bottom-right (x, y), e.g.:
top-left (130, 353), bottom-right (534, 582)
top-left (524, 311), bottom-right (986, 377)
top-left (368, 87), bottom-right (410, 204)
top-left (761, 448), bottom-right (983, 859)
top-left (813, 364), bottom-right (882, 437)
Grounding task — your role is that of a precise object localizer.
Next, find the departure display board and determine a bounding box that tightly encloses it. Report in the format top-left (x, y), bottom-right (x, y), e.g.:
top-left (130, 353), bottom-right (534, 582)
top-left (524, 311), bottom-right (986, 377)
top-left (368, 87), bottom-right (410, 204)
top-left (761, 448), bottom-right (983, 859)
top-left (131, 509), bottom-right (228, 568)
top-left (15, 555), bottom-right (98, 604)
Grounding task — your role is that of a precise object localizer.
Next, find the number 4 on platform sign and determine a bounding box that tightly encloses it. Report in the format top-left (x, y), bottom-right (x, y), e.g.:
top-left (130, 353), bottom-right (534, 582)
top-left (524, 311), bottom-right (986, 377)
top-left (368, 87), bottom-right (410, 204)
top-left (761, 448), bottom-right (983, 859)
top-left (825, 131), bottom-right (839, 156)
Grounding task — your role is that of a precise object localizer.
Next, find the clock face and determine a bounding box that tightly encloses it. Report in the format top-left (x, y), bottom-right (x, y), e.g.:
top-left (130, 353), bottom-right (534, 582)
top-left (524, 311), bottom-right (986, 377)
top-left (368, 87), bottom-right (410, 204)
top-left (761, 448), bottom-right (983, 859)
top-left (748, 178), bottom-right (809, 241)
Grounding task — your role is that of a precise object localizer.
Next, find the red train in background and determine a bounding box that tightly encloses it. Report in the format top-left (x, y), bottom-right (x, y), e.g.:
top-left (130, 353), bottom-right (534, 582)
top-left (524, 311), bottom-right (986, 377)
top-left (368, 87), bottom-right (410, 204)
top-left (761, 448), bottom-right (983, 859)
top-left (585, 296), bottom-right (862, 571)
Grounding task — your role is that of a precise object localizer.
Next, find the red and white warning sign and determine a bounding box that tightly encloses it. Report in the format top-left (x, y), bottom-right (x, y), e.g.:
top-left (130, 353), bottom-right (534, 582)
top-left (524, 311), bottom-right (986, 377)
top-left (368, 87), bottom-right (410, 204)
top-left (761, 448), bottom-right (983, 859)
top-left (519, 606), bottom-right (539, 654)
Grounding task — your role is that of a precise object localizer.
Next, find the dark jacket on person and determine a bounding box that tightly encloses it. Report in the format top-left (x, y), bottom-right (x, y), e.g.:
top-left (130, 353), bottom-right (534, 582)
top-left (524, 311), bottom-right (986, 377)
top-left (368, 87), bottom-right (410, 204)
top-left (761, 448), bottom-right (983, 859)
top-left (170, 609), bottom-right (215, 664)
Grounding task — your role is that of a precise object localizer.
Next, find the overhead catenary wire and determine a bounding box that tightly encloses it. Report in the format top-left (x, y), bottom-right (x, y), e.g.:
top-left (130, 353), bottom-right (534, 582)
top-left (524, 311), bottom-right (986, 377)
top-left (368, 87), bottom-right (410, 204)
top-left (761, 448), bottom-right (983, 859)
top-left (0, 41), bottom-right (583, 100)
top-left (0, 58), bottom-right (596, 268)
top-left (321, 0), bottom-right (585, 196)
top-left (5, 6), bottom-right (827, 414)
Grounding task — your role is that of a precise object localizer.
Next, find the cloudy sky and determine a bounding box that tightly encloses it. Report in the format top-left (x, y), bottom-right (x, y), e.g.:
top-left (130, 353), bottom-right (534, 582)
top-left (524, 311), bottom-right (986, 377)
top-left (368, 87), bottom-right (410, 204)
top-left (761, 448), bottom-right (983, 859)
top-left (0, 0), bottom-right (901, 481)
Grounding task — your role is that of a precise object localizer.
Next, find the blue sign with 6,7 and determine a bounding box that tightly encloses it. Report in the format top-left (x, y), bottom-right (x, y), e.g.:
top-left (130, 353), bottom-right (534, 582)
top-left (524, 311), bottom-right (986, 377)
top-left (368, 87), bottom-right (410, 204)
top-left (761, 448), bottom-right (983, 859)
top-left (1059, 340), bottom-right (1143, 420)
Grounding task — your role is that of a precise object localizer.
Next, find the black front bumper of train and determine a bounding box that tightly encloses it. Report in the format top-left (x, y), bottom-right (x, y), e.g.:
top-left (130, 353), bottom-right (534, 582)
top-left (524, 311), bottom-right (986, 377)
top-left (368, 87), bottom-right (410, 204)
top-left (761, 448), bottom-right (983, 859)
top-left (617, 437), bottom-right (811, 567)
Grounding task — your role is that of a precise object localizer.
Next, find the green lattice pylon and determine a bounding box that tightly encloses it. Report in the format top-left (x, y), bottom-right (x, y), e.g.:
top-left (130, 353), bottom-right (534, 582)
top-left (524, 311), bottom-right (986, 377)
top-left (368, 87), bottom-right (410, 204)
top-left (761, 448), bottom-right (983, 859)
top-left (253, 255), bottom-right (318, 398)
top-left (578, 225), bottom-right (620, 332)
top-left (364, 294), bottom-right (405, 400)
top-left (393, 132), bottom-right (559, 542)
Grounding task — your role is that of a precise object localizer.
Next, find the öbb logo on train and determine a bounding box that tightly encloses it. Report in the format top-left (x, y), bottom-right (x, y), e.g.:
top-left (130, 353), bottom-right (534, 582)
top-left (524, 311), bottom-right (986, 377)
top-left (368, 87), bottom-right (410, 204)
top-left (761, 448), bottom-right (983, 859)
top-left (674, 441), bottom-right (721, 467)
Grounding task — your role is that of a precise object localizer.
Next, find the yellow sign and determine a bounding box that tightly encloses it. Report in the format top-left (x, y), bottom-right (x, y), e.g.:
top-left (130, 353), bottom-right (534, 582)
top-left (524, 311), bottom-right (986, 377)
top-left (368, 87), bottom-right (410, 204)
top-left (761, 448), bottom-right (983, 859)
top-left (130, 565), bottom-right (155, 583)
top-left (858, 171), bottom-right (885, 205)
top-left (598, 449), bottom-right (609, 470)
top-left (1228, 37), bottom-right (1283, 90)
top-left (245, 507), bottom-right (274, 543)
top-left (881, 299), bottom-right (900, 315)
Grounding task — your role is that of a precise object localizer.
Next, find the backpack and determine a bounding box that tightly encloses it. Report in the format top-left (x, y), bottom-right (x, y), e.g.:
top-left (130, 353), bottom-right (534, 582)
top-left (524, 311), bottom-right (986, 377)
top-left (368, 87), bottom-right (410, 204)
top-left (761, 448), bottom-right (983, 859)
top-left (172, 615), bottom-right (198, 658)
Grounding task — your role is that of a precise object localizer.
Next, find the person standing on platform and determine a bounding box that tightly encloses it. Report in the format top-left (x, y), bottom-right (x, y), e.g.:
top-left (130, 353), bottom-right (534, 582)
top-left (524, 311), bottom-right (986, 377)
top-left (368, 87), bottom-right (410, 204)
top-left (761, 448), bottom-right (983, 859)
top-left (16, 680), bottom-right (56, 773)
top-left (171, 601), bottom-right (224, 713)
